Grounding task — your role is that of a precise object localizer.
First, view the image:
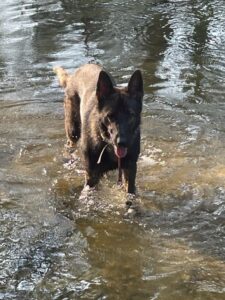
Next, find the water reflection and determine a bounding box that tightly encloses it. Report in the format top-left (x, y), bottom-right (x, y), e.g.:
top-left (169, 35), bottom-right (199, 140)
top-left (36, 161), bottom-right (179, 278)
top-left (1, 0), bottom-right (225, 299)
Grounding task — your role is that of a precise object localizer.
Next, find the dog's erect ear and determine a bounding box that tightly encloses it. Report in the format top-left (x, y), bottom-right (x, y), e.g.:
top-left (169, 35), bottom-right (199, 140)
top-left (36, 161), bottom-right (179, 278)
top-left (128, 70), bottom-right (143, 98)
top-left (96, 71), bottom-right (114, 102)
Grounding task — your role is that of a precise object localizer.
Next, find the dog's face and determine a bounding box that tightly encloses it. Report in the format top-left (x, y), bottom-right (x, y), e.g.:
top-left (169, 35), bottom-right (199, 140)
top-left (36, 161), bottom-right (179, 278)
top-left (96, 70), bottom-right (143, 158)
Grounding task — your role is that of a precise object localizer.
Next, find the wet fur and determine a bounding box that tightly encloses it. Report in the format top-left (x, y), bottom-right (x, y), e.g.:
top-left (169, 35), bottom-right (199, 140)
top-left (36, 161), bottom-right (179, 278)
top-left (54, 64), bottom-right (143, 194)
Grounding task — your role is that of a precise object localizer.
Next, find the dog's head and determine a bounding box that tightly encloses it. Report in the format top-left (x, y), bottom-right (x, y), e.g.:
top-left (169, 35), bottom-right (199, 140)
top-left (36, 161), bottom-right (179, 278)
top-left (96, 69), bottom-right (143, 158)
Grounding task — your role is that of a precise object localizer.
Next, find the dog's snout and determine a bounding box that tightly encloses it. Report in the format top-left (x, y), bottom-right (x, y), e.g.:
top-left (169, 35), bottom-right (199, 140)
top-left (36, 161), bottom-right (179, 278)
top-left (116, 136), bottom-right (127, 147)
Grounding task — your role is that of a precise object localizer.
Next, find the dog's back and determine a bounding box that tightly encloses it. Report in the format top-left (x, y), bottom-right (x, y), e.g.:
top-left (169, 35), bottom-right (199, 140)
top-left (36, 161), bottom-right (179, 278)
top-left (54, 64), bottom-right (102, 145)
top-left (54, 64), bottom-right (102, 100)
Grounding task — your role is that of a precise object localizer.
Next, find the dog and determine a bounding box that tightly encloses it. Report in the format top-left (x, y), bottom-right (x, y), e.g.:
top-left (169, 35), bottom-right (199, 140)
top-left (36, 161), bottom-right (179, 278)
top-left (54, 64), bottom-right (143, 194)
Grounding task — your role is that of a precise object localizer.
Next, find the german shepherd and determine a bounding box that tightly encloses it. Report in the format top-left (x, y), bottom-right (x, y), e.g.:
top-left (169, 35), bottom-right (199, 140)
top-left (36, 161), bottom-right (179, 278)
top-left (54, 64), bottom-right (143, 194)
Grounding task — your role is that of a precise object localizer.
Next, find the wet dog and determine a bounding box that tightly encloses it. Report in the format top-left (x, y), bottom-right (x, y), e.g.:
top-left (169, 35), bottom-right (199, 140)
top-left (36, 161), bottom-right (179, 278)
top-left (54, 64), bottom-right (143, 194)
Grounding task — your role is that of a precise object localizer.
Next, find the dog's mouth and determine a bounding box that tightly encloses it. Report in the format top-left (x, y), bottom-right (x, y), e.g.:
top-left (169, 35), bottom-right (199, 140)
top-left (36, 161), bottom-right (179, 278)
top-left (114, 146), bottom-right (128, 158)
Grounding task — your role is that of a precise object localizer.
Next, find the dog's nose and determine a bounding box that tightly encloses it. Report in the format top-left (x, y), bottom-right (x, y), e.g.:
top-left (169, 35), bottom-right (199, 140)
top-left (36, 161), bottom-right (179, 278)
top-left (117, 136), bottom-right (127, 147)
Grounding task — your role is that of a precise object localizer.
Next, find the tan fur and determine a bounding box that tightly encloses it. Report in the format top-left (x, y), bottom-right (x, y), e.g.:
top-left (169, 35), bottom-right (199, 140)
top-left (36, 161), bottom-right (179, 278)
top-left (54, 64), bottom-right (103, 146)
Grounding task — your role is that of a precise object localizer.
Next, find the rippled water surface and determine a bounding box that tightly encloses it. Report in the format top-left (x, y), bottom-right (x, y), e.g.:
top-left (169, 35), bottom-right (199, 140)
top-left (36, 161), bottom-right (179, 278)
top-left (1, 1), bottom-right (225, 299)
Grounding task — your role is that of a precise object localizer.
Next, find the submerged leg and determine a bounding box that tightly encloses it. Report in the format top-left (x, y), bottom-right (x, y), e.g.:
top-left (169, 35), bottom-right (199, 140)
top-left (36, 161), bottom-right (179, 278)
top-left (123, 163), bottom-right (137, 194)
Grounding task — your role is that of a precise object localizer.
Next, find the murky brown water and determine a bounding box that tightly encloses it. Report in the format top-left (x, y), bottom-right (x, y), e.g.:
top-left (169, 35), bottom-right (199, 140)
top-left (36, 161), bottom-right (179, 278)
top-left (1, 0), bottom-right (225, 299)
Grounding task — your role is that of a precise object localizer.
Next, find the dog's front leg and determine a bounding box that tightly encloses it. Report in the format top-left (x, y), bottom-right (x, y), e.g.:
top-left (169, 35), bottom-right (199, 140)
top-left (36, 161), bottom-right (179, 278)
top-left (83, 150), bottom-right (101, 188)
top-left (123, 162), bottom-right (137, 194)
top-left (85, 169), bottom-right (100, 188)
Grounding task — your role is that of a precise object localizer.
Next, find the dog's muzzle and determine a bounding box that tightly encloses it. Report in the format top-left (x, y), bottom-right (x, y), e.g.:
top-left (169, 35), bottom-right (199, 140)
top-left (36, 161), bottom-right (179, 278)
top-left (99, 124), bottom-right (128, 158)
top-left (114, 136), bottom-right (128, 158)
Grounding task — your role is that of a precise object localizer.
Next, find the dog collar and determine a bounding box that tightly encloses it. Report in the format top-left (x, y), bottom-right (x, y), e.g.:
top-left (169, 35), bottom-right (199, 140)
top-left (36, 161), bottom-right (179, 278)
top-left (97, 144), bottom-right (109, 164)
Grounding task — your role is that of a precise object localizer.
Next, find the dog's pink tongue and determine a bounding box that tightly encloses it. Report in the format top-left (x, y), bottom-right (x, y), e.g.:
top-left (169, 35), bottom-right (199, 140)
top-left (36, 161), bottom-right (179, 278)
top-left (115, 146), bottom-right (127, 158)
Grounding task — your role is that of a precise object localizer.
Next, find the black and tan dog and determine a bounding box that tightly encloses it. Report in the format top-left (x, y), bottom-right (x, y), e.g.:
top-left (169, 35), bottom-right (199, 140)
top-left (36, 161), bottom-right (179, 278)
top-left (54, 64), bottom-right (143, 194)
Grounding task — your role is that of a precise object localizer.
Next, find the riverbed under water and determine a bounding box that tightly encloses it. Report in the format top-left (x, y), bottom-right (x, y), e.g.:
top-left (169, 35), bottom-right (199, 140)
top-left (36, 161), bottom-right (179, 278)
top-left (1, 0), bottom-right (225, 299)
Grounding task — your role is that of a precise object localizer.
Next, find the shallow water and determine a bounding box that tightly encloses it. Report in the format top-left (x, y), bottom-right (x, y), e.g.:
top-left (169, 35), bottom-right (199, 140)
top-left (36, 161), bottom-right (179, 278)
top-left (1, 0), bottom-right (225, 299)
